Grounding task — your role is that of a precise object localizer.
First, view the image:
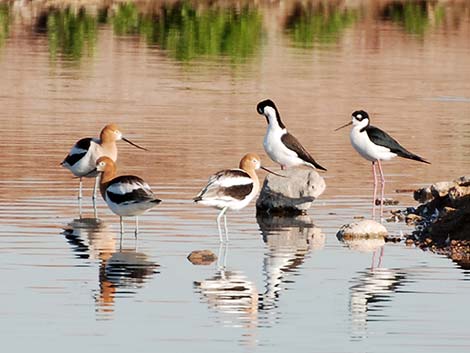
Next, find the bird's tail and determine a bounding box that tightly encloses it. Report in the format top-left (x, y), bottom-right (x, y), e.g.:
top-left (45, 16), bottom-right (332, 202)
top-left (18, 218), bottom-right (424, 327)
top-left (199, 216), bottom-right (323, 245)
top-left (152, 198), bottom-right (162, 204)
top-left (401, 151), bottom-right (430, 164)
top-left (312, 160), bottom-right (327, 171)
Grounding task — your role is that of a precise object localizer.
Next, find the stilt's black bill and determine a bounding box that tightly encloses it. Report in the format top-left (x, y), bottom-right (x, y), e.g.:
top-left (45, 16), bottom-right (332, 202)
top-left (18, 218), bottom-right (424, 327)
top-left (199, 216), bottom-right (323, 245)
top-left (261, 166), bottom-right (286, 178)
top-left (122, 137), bottom-right (148, 151)
top-left (334, 121), bottom-right (352, 131)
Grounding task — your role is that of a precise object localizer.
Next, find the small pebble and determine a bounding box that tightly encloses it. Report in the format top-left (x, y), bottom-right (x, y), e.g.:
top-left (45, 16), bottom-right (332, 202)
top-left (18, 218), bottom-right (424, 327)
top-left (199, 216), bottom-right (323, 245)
top-left (187, 250), bottom-right (217, 265)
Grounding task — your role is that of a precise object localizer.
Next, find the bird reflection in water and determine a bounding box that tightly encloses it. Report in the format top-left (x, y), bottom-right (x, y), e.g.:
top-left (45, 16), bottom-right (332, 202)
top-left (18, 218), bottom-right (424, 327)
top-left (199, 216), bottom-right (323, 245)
top-left (257, 214), bottom-right (325, 314)
top-left (194, 244), bottom-right (259, 330)
top-left (194, 214), bottom-right (325, 337)
top-left (337, 233), bottom-right (406, 339)
top-left (61, 218), bottom-right (159, 319)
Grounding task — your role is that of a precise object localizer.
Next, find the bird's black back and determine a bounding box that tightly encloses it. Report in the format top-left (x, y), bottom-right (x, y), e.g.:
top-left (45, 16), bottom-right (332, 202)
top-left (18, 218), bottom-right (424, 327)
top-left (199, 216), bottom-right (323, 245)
top-left (366, 125), bottom-right (430, 164)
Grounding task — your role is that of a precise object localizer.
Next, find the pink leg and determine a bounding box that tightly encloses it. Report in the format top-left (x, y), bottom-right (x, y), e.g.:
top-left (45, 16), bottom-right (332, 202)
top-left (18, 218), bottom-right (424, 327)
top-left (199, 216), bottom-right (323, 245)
top-left (377, 160), bottom-right (386, 219)
top-left (372, 162), bottom-right (378, 219)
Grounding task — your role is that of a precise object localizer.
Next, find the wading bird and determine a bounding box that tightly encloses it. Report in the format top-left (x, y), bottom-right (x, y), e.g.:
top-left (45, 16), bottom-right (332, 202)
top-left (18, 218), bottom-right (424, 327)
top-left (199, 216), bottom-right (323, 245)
top-left (335, 110), bottom-right (430, 218)
top-left (256, 99), bottom-right (326, 171)
top-left (61, 124), bottom-right (147, 216)
top-left (194, 153), bottom-right (282, 242)
top-left (92, 156), bottom-right (161, 236)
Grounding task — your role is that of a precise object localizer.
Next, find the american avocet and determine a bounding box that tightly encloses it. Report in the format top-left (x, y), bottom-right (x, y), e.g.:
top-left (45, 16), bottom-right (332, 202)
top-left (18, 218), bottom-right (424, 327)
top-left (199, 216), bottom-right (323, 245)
top-left (256, 99), bottom-right (327, 171)
top-left (335, 110), bottom-right (430, 218)
top-left (92, 156), bottom-right (161, 236)
top-left (194, 153), bottom-right (281, 242)
top-left (61, 124), bottom-right (147, 215)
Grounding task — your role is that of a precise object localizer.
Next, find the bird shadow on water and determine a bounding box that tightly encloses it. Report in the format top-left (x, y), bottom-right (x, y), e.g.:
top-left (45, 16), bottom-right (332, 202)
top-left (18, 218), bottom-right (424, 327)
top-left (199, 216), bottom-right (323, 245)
top-left (192, 213), bottom-right (325, 344)
top-left (336, 233), bottom-right (408, 341)
top-left (61, 217), bottom-right (159, 320)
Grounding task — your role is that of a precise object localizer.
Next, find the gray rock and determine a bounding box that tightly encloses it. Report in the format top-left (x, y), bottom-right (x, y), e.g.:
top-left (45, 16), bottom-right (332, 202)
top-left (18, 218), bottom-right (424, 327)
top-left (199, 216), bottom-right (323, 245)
top-left (414, 176), bottom-right (470, 203)
top-left (256, 168), bottom-right (326, 215)
top-left (431, 181), bottom-right (456, 199)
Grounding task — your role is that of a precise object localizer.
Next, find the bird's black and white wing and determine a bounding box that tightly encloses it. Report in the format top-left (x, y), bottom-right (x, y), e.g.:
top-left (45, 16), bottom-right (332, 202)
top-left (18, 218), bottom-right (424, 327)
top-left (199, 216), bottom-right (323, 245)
top-left (281, 133), bottom-right (327, 171)
top-left (194, 169), bottom-right (254, 202)
top-left (106, 176), bottom-right (160, 205)
top-left (62, 138), bottom-right (92, 166)
top-left (366, 126), bottom-right (430, 164)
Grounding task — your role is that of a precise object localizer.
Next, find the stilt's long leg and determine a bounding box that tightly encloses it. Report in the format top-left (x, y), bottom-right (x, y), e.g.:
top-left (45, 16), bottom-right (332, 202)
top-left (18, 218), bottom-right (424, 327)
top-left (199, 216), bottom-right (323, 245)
top-left (377, 160), bottom-right (386, 218)
top-left (372, 162), bottom-right (378, 219)
top-left (216, 207), bottom-right (228, 242)
top-left (377, 246), bottom-right (384, 268)
top-left (120, 217), bottom-right (124, 235)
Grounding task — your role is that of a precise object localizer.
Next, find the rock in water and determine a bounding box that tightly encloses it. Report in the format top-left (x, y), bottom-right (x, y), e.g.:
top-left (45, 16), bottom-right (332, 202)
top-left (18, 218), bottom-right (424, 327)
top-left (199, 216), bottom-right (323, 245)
top-left (187, 250), bottom-right (217, 265)
top-left (256, 168), bottom-right (326, 215)
top-left (337, 220), bottom-right (388, 240)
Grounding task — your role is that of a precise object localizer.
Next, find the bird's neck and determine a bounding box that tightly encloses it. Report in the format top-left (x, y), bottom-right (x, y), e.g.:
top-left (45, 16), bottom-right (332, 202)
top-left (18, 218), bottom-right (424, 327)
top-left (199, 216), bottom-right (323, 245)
top-left (266, 110), bottom-right (286, 130)
top-left (266, 118), bottom-right (286, 136)
top-left (99, 167), bottom-right (117, 197)
top-left (99, 142), bottom-right (118, 161)
top-left (243, 168), bottom-right (259, 192)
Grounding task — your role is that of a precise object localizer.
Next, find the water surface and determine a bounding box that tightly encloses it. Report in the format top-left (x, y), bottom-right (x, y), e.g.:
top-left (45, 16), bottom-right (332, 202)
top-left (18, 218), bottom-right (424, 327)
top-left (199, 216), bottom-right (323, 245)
top-left (0, 0), bottom-right (470, 352)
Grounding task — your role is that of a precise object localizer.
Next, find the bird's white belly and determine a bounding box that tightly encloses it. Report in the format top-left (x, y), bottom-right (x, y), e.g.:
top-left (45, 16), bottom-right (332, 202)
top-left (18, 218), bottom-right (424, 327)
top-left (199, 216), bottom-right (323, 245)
top-left (264, 132), bottom-right (300, 167)
top-left (350, 129), bottom-right (396, 162)
top-left (106, 198), bottom-right (154, 216)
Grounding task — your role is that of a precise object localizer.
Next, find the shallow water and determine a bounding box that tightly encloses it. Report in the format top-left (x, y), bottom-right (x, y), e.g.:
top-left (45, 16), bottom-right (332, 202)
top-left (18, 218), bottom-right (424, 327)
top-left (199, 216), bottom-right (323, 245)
top-left (0, 0), bottom-right (470, 352)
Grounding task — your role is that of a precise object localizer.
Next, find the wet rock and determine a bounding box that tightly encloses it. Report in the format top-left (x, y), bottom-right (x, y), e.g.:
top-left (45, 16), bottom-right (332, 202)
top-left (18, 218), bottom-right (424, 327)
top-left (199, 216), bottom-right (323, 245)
top-left (405, 213), bottom-right (422, 225)
top-left (187, 250), bottom-right (217, 265)
top-left (337, 220), bottom-right (386, 252)
top-left (336, 219), bottom-right (388, 240)
top-left (398, 176), bottom-right (470, 264)
top-left (414, 186), bottom-right (433, 203)
top-left (256, 168), bottom-right (325, 216)
top-left (430, 181), bottom-right (456, 199)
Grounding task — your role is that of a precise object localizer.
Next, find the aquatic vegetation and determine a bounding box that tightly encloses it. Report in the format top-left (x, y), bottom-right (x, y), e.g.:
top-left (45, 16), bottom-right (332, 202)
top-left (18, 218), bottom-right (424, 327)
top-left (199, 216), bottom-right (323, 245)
top-left (110, 2), bottom-right (263, 63)
top-left (285, 2), bottom-right (359, 48)
top-left (381, 1), bottom-right (445, 36)
top-left (44, 7), bottom-right (98, 60)
top-left (0, 3), bottom-right (10, 49)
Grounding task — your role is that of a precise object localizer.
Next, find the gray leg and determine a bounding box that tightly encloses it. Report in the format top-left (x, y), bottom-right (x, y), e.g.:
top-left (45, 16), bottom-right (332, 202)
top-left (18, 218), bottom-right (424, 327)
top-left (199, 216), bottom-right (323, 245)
top-left (120, 217), bottom-right (124, 235)
top-left (223, 214), bottom-right (229, 242)
top-left (135, 216), bottom-right (139, 239)
top-left (216, 207), bottom-right (228, 242)
top-left (92, 176), bottom-right (99, 200)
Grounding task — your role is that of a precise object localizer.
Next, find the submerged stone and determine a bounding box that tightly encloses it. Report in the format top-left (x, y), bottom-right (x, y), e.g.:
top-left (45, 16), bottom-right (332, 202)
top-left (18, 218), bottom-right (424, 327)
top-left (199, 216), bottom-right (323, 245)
top-left (337, 219), bottom-right (388, 240)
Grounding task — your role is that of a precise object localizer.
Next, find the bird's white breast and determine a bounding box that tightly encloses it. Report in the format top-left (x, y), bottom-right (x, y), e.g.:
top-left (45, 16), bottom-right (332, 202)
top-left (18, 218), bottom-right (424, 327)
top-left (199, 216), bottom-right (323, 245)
top-left (350, 128), bottom-right (396, 162)
top-left (264, 127), bottom-right (300, 167)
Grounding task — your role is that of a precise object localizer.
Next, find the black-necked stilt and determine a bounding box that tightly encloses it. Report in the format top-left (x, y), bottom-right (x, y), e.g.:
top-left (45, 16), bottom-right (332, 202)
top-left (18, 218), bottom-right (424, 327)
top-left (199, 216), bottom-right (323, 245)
top-left (61, 124), bottom-right (147, 216)
top-left (335, 110), bottom-right (430, 218)
top-left (256, 99), bottom-right (327, 171)
top-left (92, 156), bottom-right (161, 236)
top-left (194, 153), bottom-right (281, 242)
